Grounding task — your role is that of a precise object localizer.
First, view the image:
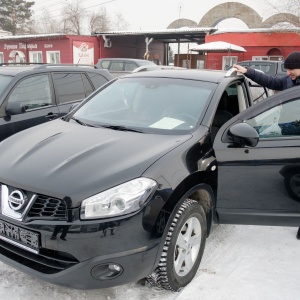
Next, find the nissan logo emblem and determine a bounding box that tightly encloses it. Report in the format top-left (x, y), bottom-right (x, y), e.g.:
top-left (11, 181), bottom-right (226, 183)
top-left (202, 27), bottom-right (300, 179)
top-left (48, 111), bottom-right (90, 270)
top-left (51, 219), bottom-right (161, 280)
top-left (8, 190), bottom-right (26, 211)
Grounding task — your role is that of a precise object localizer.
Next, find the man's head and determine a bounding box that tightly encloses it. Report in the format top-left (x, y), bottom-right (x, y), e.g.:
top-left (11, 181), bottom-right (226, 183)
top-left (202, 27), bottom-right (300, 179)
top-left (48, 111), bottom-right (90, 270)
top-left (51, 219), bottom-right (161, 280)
top-left (284, 52), bottom-right (300, 79)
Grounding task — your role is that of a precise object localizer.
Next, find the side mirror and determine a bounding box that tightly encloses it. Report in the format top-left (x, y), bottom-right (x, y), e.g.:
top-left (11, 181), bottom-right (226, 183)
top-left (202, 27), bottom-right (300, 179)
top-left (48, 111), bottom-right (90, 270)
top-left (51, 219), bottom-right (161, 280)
top-left (5, 102), bottom-right (26, 115)
top-left (228, 123), bottom-right (259, 147)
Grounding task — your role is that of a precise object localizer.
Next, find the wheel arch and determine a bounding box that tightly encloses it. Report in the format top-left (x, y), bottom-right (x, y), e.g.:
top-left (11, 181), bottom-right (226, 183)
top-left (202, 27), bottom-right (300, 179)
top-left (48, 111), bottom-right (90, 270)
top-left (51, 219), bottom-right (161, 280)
top-left (163, 171), bottom-right (216, 237)
top-left (150, 178), bottom-right (216, 275)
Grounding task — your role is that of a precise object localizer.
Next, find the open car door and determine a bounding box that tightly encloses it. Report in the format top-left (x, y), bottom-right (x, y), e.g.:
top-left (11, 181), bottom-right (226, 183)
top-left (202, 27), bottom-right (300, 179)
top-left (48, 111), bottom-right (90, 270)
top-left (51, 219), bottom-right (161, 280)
top-left (213, 87), bottom-right (300, 227)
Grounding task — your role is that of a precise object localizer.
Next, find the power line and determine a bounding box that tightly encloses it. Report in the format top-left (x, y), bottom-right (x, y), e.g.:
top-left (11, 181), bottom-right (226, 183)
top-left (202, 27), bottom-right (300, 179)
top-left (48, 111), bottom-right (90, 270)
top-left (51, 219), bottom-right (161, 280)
top-left (33, 0), bottom-right (116, 20)
top-left (33, 0), bottom-right (68, 13)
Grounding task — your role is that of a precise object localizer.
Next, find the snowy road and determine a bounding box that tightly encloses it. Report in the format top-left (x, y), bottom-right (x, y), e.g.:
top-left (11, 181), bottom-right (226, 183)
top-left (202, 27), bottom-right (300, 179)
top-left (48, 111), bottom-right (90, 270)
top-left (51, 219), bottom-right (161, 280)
top-left (1, 224), bottom-right (300, 300)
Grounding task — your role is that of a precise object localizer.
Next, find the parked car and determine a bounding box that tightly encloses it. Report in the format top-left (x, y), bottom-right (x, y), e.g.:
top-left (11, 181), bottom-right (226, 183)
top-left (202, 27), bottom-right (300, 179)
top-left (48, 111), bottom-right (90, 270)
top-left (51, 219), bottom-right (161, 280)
top-left (1, 68), bottom-right (297, 293)
top-left (0, 64), bottom-right (113, 142)
top-left (96, 58), bottom-right (157, 77)
top-left (132, 65), bottom-right (186, 72)
top-left (237, 60), bottom-right (286, 78)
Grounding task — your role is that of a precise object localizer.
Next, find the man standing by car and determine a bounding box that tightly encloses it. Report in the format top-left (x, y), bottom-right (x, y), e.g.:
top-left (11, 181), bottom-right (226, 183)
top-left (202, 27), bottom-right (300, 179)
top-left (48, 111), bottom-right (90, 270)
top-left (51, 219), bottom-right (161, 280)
top-left (234, 51), bottom-right (300, 240)
top-left (234, 51), bottom-right (300, 91)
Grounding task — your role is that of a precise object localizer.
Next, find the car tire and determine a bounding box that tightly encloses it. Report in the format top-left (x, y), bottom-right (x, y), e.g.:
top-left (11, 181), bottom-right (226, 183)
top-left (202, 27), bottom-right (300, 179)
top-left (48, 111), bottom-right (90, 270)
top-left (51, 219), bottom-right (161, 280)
top-left (284, 173), bottom-right (300, 201)
top-left (147, 198), bottom-right (207, 291)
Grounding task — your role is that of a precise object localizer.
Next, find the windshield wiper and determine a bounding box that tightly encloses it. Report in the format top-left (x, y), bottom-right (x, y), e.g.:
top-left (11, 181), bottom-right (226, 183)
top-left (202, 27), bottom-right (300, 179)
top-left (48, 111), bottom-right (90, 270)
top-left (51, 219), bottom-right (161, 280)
top-left (70, 116), bottom-right (86, 125)
top-left (99, 124), bottom-right (145, 133)
top-left (70, 118), bottom-right (145, 132)
top-left (70, 117), bottom-right (95, 127)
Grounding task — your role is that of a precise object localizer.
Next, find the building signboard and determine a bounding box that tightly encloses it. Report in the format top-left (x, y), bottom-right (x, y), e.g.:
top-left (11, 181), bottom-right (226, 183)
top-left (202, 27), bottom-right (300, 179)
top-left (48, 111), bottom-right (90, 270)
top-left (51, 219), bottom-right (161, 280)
top-left (73, 41), bottom-right (94, 65)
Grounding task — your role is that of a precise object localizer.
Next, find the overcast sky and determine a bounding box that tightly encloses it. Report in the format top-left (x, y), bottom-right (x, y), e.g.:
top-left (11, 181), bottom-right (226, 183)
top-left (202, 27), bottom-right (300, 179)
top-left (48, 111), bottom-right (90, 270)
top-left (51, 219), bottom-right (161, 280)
top-left (32, 0), bottom-right (282, 31)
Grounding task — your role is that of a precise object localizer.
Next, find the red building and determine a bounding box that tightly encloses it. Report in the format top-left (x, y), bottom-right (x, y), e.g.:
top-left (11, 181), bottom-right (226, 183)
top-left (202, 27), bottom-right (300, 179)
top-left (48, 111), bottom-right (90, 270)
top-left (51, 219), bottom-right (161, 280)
top-left (0, 28), bottom-right (212, 66)
top-left (204, 29), bottom-right (300, 70)
top-left (0, 34), bottom-right (100, 64)
top-left (1, 28), bottom-right (299, 70)
top-left (0, 32), bottom-right (165, 65)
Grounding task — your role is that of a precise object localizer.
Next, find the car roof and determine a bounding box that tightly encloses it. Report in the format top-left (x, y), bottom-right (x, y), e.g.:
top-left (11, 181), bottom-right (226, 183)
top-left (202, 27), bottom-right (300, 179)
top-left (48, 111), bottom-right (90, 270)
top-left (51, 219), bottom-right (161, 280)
top-left (0, 64), bottom-right (113, 77)
top-left (0, 65), bottom-right (38, 75)
top-left (119, 68), bottom-right (244, 83)
top-left (238, 60), bottom-right (283, 64)
top-left (98, 58), bottom-right (154, 62)
top-left (132, 65), bottom-right (186, 72)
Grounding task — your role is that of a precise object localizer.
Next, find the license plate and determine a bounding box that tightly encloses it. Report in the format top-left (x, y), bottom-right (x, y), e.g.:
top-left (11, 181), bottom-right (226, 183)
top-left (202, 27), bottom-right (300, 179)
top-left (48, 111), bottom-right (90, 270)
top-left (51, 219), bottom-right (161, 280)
top-left (0, 220), bottom-right (39, 254)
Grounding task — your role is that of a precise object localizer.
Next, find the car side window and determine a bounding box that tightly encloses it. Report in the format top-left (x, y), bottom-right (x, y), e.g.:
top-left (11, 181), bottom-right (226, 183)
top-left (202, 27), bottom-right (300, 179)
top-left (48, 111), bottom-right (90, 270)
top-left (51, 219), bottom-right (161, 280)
top-left (82, 73), bottom-right (94, 96)
top-left (246, 99), bottom-right (300, 138)
top-left (248, 80), bottom-right (271, 103)
top-left (224, 84), bottom-right (240, 116)
top-left (110, 62), bottom-right (123, 71)
top-left (280, 64), bottom-right (287, 72)
top-left (52, 72), bottom-right (86, 104)
top-left (86, 72), bottom-right (109, 90)
top-left (8, 74), bottom-right (52, 111)
top-left (124, 62), bottom-right (137, 71)
top-left (250, 63), bottom-right (276, 76)
top-left (100, 60), bottom-right (110, 69)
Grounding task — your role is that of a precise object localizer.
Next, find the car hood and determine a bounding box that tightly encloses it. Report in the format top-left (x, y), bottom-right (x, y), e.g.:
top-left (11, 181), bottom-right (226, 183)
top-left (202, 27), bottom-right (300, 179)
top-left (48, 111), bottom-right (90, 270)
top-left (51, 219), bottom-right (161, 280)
top-left (0, 119), bottom-right (192, 206)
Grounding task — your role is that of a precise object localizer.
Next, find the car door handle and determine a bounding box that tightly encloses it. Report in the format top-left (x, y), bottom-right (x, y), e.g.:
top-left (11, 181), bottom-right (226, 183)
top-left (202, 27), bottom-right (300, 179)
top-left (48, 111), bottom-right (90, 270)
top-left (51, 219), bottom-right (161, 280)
top-left (45, 113), bottom-right (59, 120)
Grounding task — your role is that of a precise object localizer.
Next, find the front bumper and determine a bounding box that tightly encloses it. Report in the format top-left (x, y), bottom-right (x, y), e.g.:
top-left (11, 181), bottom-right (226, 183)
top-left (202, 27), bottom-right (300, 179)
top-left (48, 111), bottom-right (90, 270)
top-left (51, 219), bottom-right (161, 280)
top-left (0, 209), bottom-right (162, 289)
top-left (0, 239), bottom-right (159, 289)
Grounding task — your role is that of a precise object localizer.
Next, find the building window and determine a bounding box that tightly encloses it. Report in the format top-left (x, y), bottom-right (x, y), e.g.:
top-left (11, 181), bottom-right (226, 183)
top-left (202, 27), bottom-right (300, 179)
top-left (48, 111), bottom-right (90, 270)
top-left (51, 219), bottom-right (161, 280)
top-left (47, 51), bottom-right (60, 64)
top-left (197, 60), bottom-right (204, 69)
top-left (222, 56), bottom-right (238, 70)
top-left (0, 53), bottom-right (3, 63)
top-left (30, 51), bottom-right (43, 63)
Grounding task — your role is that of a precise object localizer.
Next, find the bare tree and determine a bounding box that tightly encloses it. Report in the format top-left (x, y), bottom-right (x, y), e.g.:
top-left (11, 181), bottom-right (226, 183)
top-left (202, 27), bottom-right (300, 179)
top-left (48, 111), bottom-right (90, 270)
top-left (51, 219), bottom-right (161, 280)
top-left (32, 9), bottom-right (63, 34)
top-left (62, 0), bottom-right (86, 35)
top-left (89, 7), bottom-right (111, 34)
top-left (261, 0), bottom-right (300, 28)
top-left (31, 2), bottom-right (129, 35)
top-left (111, 11), bottom-right (129, 31)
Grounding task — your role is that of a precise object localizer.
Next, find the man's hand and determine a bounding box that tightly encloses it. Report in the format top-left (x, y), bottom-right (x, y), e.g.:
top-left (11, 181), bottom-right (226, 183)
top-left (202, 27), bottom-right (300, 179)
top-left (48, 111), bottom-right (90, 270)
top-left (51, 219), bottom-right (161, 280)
top-left (233, 64), bottom-right (248, 74)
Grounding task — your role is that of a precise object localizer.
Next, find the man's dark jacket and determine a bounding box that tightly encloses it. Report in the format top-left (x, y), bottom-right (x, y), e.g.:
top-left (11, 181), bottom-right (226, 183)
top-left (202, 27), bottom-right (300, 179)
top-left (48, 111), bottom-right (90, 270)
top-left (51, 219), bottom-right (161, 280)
top-left (245, 67), bottom-right (300, 91)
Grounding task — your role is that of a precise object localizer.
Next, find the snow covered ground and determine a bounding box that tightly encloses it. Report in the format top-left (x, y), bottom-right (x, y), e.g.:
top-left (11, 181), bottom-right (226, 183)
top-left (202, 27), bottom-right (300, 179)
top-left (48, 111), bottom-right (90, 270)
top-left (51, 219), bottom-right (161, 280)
top-left (1, 224), bottom-right (299, 300)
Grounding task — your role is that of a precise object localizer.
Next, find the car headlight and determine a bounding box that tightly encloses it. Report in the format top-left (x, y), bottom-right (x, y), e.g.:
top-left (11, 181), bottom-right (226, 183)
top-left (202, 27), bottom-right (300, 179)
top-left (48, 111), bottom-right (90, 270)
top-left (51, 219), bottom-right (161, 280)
top-left (80, 177), bottom-right (157, 219)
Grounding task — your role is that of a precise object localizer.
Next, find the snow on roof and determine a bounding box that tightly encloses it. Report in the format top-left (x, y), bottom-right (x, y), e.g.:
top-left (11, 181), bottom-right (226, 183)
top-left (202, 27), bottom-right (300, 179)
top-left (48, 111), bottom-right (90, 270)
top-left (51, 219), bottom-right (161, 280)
top-left (1, 27), bottom-right (299, 41)
top-left (213, 27), bottom-right (300, 35)
top-left (190, 41), bottom-right (246, 52)
top-left (94, 27), bottom-right (216, 35)
top-left (0, 33), bottom-right (67, 40)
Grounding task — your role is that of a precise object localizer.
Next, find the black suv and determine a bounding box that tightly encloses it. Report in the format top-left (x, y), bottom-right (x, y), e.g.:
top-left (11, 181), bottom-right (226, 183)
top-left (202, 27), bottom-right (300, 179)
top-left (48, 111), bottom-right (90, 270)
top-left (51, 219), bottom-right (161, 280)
top-left (0, 64), bottom-right (113, 142)
top-left (237, 60), bottom-right (286, 78)
top-left (1, 69), bottom-right (298, 292)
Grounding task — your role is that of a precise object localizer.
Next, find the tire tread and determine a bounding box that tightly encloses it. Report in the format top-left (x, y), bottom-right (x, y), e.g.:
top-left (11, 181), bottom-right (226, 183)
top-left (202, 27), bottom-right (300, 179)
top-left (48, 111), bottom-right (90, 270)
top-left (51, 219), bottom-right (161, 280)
top-left (147, 198), bottom-right (202, 291)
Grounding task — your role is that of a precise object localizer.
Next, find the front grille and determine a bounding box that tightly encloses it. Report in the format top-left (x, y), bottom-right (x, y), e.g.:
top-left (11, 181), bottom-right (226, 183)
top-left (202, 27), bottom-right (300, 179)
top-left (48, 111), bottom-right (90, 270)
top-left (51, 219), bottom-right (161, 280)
top-left (0, 239), bottom-right (78, 274)
top-left (27, 195), bottom-right (67, 220)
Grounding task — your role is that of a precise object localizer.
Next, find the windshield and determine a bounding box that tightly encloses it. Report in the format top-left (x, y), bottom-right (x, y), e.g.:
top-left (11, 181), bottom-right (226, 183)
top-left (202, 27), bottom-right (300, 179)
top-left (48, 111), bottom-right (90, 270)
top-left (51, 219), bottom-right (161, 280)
top-left (72, 77), bottom-right (215, 134)
top-left (0, 75), bottom-right (13, 94)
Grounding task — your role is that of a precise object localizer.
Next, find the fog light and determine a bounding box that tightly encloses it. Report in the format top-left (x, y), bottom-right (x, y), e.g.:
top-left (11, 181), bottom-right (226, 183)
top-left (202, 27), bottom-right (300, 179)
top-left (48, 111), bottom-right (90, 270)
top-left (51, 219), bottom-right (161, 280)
top-left (91, 263), bottom-right (123, 280)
